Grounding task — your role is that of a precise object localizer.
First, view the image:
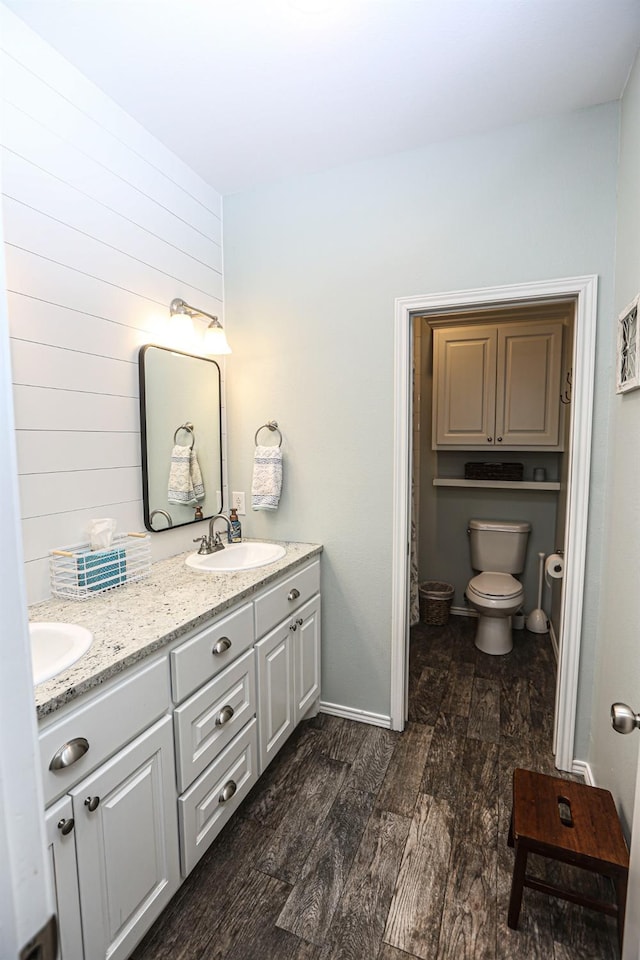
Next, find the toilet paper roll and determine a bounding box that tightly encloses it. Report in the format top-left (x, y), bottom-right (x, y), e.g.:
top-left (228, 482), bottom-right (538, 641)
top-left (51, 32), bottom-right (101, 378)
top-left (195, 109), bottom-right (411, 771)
top-left (544, 553), bottom-right (564, 587)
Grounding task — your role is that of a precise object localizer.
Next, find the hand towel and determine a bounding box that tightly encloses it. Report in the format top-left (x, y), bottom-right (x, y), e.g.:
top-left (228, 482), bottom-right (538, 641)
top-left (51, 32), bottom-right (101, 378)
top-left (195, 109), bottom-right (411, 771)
top-left (168, 444), bottom-right (205, 506)
top-left (252, 444), bottom-right (282, 511)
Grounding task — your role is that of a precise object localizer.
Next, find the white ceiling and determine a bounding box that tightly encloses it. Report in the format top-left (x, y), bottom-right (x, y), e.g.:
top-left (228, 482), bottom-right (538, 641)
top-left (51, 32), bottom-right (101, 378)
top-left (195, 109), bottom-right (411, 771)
top-left (5, 0), bottom-right (640, 194)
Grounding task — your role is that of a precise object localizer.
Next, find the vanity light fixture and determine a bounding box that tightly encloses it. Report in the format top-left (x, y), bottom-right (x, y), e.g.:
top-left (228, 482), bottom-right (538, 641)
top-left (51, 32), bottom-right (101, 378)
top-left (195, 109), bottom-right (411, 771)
top-left (169, 298), bottom-right (232, 355)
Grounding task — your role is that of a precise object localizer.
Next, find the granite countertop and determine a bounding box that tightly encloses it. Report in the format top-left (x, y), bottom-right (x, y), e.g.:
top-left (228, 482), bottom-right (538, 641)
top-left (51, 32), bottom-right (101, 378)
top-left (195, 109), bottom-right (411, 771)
top-left (32, 540), bottom-right (322, 720)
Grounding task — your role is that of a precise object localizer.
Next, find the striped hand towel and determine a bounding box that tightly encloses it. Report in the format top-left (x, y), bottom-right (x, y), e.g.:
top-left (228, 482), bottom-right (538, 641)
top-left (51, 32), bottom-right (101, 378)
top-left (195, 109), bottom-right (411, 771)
top-left (252, 444), bottom-right (282, 511)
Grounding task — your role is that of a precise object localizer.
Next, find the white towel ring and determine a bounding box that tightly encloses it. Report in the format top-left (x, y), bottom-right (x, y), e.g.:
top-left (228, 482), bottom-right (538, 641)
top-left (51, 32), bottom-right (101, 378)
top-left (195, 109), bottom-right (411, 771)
top-left (174, 422), bottom-right (195, 448)
top-left (254, 421), bottom-right (282, 447)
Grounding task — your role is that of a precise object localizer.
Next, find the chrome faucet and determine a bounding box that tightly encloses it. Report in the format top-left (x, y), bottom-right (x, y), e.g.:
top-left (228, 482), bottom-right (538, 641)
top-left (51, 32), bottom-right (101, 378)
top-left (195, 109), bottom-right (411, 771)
top-left (208, 513), bottom-right (232, 552)
top-left (192, 513), bottom-right (232, 554)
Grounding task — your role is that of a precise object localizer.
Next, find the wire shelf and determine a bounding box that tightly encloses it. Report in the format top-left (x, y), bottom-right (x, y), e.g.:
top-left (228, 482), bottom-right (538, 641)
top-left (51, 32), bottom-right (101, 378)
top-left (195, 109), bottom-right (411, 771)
top-left (50, 533), bottom-right (151, 601)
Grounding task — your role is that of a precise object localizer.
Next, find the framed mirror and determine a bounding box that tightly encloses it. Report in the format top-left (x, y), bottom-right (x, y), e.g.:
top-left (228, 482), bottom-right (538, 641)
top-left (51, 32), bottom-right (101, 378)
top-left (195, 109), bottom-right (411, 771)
top-left (139, 344), bottom-right (223, 531)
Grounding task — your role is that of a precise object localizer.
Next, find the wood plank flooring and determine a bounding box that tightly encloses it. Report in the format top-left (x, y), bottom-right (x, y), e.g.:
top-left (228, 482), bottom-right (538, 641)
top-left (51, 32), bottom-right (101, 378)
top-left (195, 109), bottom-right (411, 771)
top-left (131, 616), bottom-right (620, 960)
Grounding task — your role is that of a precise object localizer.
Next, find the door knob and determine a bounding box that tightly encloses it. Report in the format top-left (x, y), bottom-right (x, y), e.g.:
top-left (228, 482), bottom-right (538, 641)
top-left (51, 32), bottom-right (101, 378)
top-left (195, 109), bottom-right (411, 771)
top-left (611, 702), bottom-right (640, 735)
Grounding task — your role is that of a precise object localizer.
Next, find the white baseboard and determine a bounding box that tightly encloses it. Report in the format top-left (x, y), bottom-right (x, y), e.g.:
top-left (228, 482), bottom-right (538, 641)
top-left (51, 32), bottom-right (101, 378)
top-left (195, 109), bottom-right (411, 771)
top-left (450, 605), bottom-right (476, 618)
top-left (319, 701), bottom-right (392, 729)
top-left (549, 621), bottom-right (559, 661)
top-left (571, 759), bottom-right (595, 786)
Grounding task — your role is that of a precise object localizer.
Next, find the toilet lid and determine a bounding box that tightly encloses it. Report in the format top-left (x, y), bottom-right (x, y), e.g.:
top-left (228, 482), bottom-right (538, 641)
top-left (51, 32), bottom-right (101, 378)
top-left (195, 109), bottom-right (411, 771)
top-left (469, 572), bottom-right (522, 599)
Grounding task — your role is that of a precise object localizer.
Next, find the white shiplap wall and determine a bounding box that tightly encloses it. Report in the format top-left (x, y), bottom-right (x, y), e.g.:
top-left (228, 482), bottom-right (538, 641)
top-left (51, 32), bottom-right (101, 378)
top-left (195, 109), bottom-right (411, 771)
top-left (0, 7), bottom-right (226, 604)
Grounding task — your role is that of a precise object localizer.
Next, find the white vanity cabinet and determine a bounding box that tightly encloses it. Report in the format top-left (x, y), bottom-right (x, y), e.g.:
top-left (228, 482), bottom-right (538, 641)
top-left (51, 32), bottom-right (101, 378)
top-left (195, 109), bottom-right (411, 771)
top-left (170, 601), bottom-right (260, 877)
top-left (45, 796), bottom-right (83, 960)
top-left (37, 549), bottom-right (322, 957)
top-left (71, 716), bottom-right (179, 960)
top-left (255, 562), bottom-right (321, 772)
top-left (432, 320), bottom-right (564, 449)
top-left (39, 658), bottom-right (180, 960)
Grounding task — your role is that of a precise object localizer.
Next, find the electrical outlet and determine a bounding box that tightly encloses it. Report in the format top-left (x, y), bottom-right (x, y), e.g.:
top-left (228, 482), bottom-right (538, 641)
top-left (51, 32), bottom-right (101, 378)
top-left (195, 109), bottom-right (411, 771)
top-left (232, 491), bottom-right (246, 515)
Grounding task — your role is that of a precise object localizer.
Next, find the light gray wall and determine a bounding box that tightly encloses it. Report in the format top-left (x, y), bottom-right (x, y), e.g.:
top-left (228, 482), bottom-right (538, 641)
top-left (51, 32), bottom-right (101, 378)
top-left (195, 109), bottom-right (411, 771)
top-left (224, 105), bottom-right (618, 723)
top-left (590, 49), bottom-right (640, 834)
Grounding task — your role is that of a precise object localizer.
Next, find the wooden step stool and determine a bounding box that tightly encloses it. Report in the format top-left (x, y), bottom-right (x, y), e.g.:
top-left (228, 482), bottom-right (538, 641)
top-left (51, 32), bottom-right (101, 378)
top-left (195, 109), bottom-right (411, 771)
top-left (508, 768), bottom-right (629, 952)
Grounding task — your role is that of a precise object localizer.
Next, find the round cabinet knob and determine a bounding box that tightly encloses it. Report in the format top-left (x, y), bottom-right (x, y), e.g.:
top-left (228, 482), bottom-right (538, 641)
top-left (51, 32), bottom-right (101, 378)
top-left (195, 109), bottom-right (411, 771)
top-left (215, 705), bottom-right (235, 727)
top-left (288, 588), bottom-right (300, 601)
top-left (219, 780), bottom-right (237, 803)
top-left (497, 436), bottom-right (503, 442)
top-left (296, 618), bottom-right (303, 626)
top-left (49, 737), bottom-right (90, 771)
top-left (212, 637), bottom-right (232, 656)
top-left (57, 818), bottom-right (75, 836)
top-left (84, 796), bottom-right (100, 812)
top-left (290, 623), bottom-right (298, 631)
top-left (487, 437), bottom-right (493, 443)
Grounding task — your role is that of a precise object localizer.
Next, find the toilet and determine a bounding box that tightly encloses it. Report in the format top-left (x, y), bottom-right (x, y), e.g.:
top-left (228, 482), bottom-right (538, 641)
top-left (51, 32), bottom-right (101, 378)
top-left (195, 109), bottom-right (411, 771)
top-left (466, 519), bottom-right (531, 655)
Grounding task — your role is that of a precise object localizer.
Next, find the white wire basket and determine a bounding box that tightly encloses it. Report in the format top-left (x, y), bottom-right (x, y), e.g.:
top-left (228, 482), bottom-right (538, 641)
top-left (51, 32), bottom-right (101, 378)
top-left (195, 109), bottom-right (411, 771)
top-left (49, 532), bottom-right (151, 601)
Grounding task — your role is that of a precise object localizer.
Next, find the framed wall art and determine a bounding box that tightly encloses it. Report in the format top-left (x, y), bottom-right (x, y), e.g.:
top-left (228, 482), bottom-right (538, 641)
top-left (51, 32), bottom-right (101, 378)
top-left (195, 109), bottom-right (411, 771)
top-left (616, 294), bottom-right (640, 393)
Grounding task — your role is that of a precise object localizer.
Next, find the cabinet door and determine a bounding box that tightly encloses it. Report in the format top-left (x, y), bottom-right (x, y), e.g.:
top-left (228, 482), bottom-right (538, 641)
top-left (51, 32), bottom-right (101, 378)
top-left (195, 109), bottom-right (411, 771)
top-left (433, 324), bottom-right (497, 446)
top-left (293, 597), bottom-right (321, 723)
top-left (71, 715), bottom-right (180, 960)
top-left (45, 797), bottom-right (83, 960)
top-left (495, 321), bottom-right (563, 447)
top-left (255, 622), bottom-right (294, 774)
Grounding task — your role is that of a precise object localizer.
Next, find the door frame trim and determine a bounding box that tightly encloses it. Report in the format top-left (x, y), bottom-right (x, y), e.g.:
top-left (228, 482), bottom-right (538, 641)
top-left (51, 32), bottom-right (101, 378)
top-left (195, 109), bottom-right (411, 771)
top-left (390, 275), bottom-right (598, 772)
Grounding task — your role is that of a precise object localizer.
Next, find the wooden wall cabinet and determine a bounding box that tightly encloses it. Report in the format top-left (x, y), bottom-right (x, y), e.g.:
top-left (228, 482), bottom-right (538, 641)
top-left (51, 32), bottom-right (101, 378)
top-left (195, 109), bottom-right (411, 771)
top-left (432, 320), bottom-right (564, 450)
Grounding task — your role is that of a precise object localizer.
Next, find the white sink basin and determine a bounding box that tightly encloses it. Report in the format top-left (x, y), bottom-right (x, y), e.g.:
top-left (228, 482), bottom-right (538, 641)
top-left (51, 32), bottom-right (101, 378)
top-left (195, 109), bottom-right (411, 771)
top-left (29, 622), bottom-right (93, 685)
top-left (185, 541), bottom-right (286, 572)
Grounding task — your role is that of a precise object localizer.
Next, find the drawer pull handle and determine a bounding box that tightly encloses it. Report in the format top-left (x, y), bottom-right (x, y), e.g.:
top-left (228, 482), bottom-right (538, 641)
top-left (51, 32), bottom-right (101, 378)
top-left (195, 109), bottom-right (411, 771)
top-left (288, 588), bottom-right (300, 601)
top-left (290, 623), bottom-right (297, 632)
top-left (84, 796), bottom-right (100, 812)
top-left (49, 737), bottom-right (90, 771)
top-left (296, 618), bottom-right (304, 626)
top-left (215, 705), bottom-right (235, 726)
top-left (219, 780), bottom-right (237, 803)
top-left (212, 637), bottom-right (232, 655)
top-left (57, 818), bottom-right (75, 836)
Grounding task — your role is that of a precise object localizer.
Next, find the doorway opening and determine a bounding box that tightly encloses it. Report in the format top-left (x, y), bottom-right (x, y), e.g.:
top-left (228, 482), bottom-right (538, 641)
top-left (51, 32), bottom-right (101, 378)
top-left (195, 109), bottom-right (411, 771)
top-left (390, 276), bottom-right (598, 773)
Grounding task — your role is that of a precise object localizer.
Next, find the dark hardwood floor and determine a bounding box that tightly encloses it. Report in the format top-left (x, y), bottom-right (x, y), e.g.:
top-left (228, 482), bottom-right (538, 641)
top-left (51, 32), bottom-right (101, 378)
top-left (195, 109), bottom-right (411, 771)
top-left (131, 616), bottom-right (620, 960)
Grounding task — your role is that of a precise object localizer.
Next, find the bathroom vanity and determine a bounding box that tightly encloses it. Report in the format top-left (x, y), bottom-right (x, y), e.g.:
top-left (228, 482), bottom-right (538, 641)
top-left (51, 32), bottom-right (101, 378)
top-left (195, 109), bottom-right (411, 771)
top-left (32, 541), bottom-right (321, 960)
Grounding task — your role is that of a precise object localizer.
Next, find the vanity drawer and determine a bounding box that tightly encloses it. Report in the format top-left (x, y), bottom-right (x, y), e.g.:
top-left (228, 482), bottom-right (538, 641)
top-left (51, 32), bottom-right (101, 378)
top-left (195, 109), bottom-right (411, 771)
top-left (178, 718), bottom-right (258, 877)
top-left (174, 649), bottom-right (256, 793)
top-left (171, 602), bottom-right (254, 703)
top-left (39, 657), bottom-right (169, 807)
top-left (254, 560), bottom-right (320, 638)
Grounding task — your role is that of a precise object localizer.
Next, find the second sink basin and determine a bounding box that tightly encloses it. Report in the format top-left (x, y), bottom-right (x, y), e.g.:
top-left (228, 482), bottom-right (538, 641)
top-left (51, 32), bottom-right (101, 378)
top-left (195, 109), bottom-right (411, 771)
top-left (30, 622), bottom-right (93, 686)
top-left (185, 541), bottom-right (286, 572)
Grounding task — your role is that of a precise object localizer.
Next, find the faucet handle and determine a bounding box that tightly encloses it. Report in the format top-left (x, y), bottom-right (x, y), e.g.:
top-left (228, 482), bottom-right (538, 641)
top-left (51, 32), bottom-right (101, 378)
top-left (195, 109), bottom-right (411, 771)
top-left (193, 535), bottom-right (212, 555)
top-left (211, 531), bottom-right (225, 551)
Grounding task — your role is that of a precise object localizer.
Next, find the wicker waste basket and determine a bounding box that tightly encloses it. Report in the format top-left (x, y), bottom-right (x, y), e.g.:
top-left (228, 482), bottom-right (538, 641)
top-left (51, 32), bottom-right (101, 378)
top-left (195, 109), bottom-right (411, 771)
top-left (419, 581), bottom-right (455, 625)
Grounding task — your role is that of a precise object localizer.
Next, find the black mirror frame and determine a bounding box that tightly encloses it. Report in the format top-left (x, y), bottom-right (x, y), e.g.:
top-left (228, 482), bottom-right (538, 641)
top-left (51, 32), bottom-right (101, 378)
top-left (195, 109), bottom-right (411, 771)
top-left (139, 343), bottom-right (223, 532)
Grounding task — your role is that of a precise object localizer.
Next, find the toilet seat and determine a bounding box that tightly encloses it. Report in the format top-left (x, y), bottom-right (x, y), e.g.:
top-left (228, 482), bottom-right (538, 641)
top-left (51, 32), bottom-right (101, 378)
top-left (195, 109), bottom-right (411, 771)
top-left (468, 572), bottom-right (522, 600)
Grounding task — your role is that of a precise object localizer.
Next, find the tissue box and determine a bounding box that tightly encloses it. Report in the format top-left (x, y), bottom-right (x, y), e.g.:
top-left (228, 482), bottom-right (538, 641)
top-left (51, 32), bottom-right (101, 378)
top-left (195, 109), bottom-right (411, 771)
top-left (76, 547), bottom-right (127, 592)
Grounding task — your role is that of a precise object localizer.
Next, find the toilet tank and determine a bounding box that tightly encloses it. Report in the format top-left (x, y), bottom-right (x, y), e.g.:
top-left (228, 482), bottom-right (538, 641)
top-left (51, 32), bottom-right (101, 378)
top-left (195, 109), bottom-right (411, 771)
top-left (468, 519), bottom-right (531, 573)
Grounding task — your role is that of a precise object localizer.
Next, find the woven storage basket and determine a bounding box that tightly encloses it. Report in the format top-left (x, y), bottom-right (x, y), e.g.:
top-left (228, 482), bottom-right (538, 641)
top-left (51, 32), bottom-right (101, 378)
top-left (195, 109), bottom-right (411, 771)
top-left (464, 461), bottom-right (523, 481)
top-left (419, 580), bottom-right (455, 625)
